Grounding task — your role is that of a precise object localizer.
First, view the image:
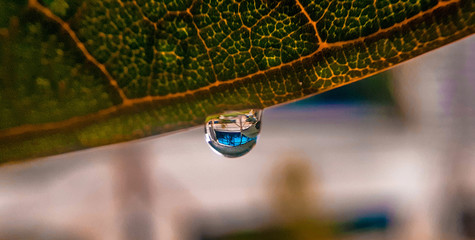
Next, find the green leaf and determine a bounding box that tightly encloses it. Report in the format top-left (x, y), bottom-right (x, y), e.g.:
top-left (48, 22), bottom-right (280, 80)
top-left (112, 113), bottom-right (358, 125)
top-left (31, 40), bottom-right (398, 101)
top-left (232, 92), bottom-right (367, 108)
top-left (0, 0), bottom-right (473, 164)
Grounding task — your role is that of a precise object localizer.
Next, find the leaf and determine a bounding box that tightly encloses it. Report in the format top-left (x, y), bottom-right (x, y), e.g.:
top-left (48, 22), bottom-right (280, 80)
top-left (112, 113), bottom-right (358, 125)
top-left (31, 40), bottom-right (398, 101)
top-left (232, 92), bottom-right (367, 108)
top-left (0, 0), bottom-right (473, 164)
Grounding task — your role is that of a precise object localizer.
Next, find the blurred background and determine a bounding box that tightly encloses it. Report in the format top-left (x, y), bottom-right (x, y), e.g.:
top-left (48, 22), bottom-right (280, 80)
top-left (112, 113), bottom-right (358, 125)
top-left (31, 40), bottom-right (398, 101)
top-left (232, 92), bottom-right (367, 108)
top-left (0, 37), bottom-right (474, 240)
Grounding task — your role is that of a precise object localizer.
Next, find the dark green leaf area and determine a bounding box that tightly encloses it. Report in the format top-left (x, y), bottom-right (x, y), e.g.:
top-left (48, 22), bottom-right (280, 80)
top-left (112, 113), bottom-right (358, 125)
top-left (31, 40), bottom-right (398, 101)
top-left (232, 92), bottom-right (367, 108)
top-left (70, 1), bottom-right (215, 98)
top-left (194, 0), bottom-right (319, 79)
top-left (61, 0), bottom-right (322, 98)
top-left (152, 13), bottom-right (216, 96)
top-left (301, 0), bottom-right (439, 42)
top-left (0, 19), bottom-right (116, 130)
top-left (42, 0), bottom-right (83, 19)
top-left (135, 0), bottom-right (168, 22)
top-left (0, 0), bottom-right (27, 28)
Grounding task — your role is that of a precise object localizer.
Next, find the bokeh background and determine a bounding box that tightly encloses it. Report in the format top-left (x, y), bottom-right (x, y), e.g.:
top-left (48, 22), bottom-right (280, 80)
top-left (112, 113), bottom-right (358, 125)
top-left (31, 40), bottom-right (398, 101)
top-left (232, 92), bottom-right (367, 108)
top-left (0, 37), bottom-right (474, 240)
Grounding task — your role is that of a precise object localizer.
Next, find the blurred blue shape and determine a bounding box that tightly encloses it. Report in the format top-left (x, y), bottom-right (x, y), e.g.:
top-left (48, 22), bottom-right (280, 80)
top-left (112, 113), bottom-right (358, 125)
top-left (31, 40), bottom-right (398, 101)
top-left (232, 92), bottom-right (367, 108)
top-left (339, 211), bottom-right (391, 233)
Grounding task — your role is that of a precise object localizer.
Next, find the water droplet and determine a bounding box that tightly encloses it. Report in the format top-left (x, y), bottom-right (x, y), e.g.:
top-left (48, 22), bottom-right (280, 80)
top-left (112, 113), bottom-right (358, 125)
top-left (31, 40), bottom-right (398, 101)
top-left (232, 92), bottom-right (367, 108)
top-left (205, 109), bottom-right (263, 158)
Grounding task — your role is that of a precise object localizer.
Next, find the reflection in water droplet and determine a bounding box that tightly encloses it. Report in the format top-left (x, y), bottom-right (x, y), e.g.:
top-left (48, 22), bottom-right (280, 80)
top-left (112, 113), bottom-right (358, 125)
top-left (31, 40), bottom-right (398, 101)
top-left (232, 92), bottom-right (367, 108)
top-left (205, 109), bottom-right (263, 158)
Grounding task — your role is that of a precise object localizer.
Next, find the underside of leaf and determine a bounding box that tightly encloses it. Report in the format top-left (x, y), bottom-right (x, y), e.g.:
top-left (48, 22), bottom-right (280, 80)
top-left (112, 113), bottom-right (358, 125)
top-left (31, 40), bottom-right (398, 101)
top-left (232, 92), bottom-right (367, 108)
top-left (0, 0), bottom-right (473, 163)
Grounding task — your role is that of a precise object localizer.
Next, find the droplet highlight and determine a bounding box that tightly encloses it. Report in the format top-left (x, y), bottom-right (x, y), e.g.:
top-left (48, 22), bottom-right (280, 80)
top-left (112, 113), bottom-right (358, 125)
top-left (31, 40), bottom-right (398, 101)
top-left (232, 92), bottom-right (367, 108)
top-left (205, 109), bottom-right (263, 158)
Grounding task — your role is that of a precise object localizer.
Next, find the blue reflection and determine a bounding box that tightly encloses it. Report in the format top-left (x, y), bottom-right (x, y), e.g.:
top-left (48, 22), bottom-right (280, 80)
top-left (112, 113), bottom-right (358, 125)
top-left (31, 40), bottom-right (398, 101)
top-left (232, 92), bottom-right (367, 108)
top-left (214, 130), bottom-right (257, 147)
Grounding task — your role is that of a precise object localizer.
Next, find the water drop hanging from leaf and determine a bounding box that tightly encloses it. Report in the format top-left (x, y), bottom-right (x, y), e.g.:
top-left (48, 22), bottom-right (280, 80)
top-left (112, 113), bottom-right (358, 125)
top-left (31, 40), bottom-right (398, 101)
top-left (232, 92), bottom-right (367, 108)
top-left (0, 0), bottom-right (473, 164)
